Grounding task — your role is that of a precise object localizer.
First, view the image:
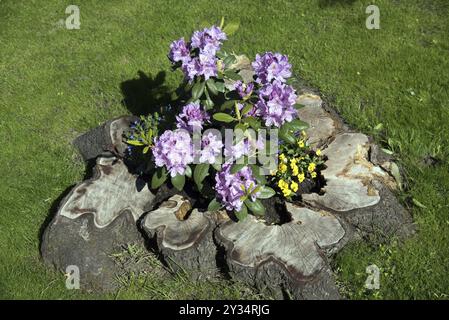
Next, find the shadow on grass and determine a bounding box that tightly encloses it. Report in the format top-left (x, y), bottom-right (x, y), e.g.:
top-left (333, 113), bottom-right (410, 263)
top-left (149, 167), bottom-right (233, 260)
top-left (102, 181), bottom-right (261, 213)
top-left (318, 0), bottom-right (356, 7)
top-left (120, 70), bottom-right (172, 116)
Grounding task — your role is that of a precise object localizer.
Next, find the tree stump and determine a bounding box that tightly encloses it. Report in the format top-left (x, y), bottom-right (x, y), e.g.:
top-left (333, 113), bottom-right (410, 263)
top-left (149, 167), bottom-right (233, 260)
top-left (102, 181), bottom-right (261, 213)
top-left (41, 155), bottom-right (155, 291)
top-left (73, 115), bottom-right (138, 161)
top-left (302, 132), bottom-right (415, 240)
top-left (216, 203), bottom-right (348, 300)
top-left (141, 195), bottom-right (228, 279)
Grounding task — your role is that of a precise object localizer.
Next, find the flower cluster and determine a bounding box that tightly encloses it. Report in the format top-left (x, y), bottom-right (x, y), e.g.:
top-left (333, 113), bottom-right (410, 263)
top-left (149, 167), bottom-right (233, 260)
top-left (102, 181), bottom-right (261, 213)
top-left (199, 131), bottom-right (223, 164)
top-left (252, 52), bottom-right (292, 84)
top-left (152, 129), bottom-right (193, 177)
top-left (168, 26), bottom-right (227, 81)
top-left (256, 80), bottom-right (297, 127)
top-left (176, 102), bottom-right (210, 132)
top-left (273, 131), bottom-right (324, 198)
top-left (215, 164), bottom-right (259, 211)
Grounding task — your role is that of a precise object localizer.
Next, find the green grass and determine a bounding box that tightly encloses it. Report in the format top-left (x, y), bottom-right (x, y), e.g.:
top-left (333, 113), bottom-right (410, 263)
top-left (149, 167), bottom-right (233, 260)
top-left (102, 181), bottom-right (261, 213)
top-left (1, 0), bottom-right (448, 299)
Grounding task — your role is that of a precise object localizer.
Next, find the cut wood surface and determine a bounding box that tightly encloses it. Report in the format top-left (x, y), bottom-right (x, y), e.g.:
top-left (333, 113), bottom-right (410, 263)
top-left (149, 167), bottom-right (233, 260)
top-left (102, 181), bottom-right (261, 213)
top-left (142, 195), bottom-right (229, 278)
top-left (216, 203), bottom-right (346, 299)
top-left (41, 155), bottom-right (154, 291)
top-left (303, 133), bottom-right (395, 212)
top-left (61, 156), bottom-right (154, 228)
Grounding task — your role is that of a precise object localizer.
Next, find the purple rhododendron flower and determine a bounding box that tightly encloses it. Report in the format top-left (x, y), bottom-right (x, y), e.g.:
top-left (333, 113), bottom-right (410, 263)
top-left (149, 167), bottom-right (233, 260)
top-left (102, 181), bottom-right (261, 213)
top-left (168, 37), bottom-right (191, 64)
top-left (191, 26), bottom-right (227, 56)
top-left (224, 136), bottom-right (265, 162)
top-left (256, 80), bottom-right (298, 127)
top-left (252, 52), bottom-right (292, 84)
top-left (176, 102), bottom-right (210, 131)
top-left (215, 164), bottom-right (259, 211)
top-left (233, 80), bottom-right (254, 99)
top-left (200, 132), bottom-right (223, 164)
top-left (152, 129), bottom-right (193, 177)
top-left (182, 54), bottom-right (218, 81)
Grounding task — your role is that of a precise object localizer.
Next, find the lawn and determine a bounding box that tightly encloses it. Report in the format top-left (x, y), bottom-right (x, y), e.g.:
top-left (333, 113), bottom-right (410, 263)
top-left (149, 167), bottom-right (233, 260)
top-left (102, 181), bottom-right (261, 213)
top-left (1, 0), bottom-right (448, 299)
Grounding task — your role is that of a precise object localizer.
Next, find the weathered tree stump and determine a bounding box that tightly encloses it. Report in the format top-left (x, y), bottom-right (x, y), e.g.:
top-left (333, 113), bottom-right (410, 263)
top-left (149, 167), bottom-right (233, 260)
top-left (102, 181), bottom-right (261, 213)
top-left (216, 203), bottom-right (348, 300)
top-left (41, 155), bottom-right (154, 291)
top-left (73, 115), bottom-right (138, 161)
top-left (302, 131), bottom-right (414, 240)
top-left (141, 195), bottom-right (228, 279)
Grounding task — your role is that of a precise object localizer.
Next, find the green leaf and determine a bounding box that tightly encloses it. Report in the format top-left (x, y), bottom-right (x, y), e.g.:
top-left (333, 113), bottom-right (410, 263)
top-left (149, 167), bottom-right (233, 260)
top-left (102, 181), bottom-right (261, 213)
top-left (288, 119), bottom-right (309, 131)
top-left (215, 81), bottom-right (225, 93)
top-left (294, 103), bottom-right (305, 110)
top-left (151, 168), bottom-right (167, 189)
top-left (208, 198), bottom-right (222, 212)
top-left (185, 166), bottom-right (192, 178)
top-left (412, 198), bottom-right (427, 209)
top-left (224, 69), bottom-right (243, 81)
top-left (212, 163), bottom-right (222, 171)
top-left (126, 140), bottom-right (145, 146)
top-left (194, 163), bottom-right (210, 191)
top-left (241, 103), bottom-right (253, 115)
top-left (143, 146), bottom-right (150, 154)
top-left (235, 203), bottom-right (248, 221)
top-left (171, 174), bottom-right (185, 191)
top-left (223, 21), bottom-right (239, 36)
top-left (245, 199), bottom-right (265, 216)
top-left (213, 113), bottom-right (235, 123)
top-left (220, 100), bottom-right (237, 111)
top-left (231, 163), bottom-right (245, 174)
top-left (242, 116), bottom-right (261, 130)
top-left (223, 54), bottom-right (237, 68)
top-left (279, 126), bottom-right (296, 145)
top-left (250, 165), bottom-right (267, 184)
top-left (192, 80), bottom-right (206, 100)
top-left (206, 79), bottom-right (219, 96)
top-left (257, 186), bottom-right (276, 199)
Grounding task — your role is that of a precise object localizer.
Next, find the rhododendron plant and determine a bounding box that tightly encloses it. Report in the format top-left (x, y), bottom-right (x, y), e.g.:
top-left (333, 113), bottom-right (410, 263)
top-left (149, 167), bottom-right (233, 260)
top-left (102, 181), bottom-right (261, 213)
top-left (127, 19), bottom-right (316, 221)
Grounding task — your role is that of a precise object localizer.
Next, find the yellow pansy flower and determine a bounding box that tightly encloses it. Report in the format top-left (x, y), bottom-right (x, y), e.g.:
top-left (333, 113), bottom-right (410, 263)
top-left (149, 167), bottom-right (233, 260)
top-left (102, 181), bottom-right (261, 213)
top-left (308, 162), bottom-right (316, 173)
top-left (290, 181), bottom-right (299, 192)
top-left (298, 140), bottom-right (305, 148)
top-left (279, 153), bottom-right (287, 163)
top-left (279, 163), bottom-right (287, 173)
top-left (297, 172), bottom-right (305, 183)
top-left (311, 172), bottom-right (317, 179)
top-left (316, 149), bottom-right (322, 156)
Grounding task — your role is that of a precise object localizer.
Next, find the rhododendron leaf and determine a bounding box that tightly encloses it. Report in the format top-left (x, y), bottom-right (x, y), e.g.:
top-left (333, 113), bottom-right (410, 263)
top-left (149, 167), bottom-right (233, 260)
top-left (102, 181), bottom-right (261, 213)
top-left (185, 165), bottom-right (192, 178)
top-left (231, 163), bottom-right (245, 174)
top-left (215, 81), bottom-right (225, 93)
top-left (250, 165), bottom-right (267, 184)
top-left (223, 21), bottom-right (239, 36)
top-left (212, 163), bottom-right (222, 171)
top-left (245, 199), bottom-right (265, 216)
top-left (241, 103), bottom-right (253, 115)
top-left (206, 79), bottom-right (218, 96)
top-left (171, 174), bottom-right (185, 191)
top-left (224, 69), bottom-right (243, 81)
top-left (294, 103), bottom-right (305, 110)
top-left (192, 80), bottom-right (205, 100)
top-left (208, 198), bottom-right (222, 212)
top-left (151, 168), bottom-right (167, 189)
top-left (279, 125), bottom-right (296, 145)
top-left (243, 117), bottom-right (261, 130)
top-left (220, 100), bottom-right (237, 111)
top-left (194, 163), bottom-right (210, 191)
top-left (213, 113), bottom-right (235, 123)
top-left (257, 186), bottom-right (276, 199)
top-left (288, 119), bottom-right (309, 132)
top-left (223, 54), bottom-right (237, 68)
top-left (235, 204), bottom-right (248, 221)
